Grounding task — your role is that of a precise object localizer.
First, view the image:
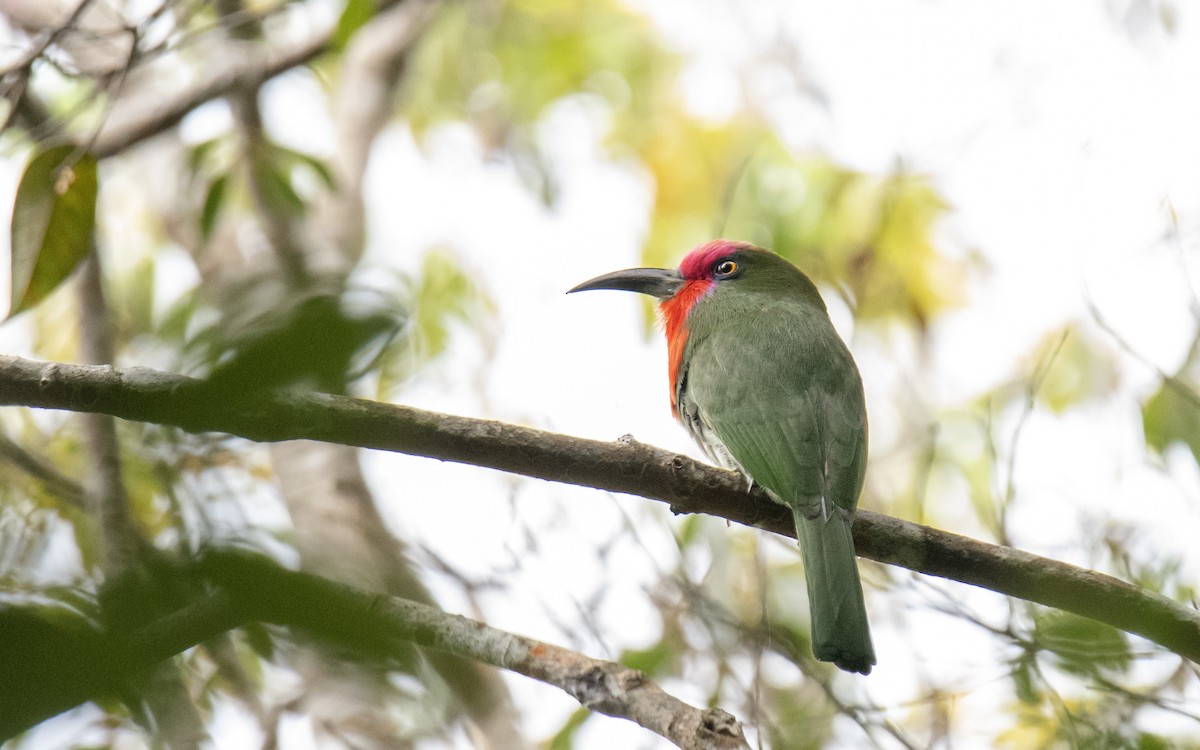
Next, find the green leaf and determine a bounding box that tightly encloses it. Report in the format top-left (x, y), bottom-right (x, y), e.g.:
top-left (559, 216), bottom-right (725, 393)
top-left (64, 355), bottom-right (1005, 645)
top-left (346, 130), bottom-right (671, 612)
top-left (1011, 653), bottom-right (1041, 705)
top-left (156, 288), bottom-right (200, 343)
top-left (8, 146), bottom-right (98, 318)
top-left (1137, 733), bottom-right (1172, 750)
top-left (275, 145), bottom-right (337, 190)
top-left (186, 136), bottom-right (222, 174)
top-left (200, 173), bottom-right (228, 241)
top-left (333, 0), bottom-right (376, 51)
top-left (619, 641), bottom-right (675, 675)
top-left (1025, 325), bottom-right (1118, 413)
top-left (375, 248), bottom-right (493, 395)
top-left (1032, 611), bottom-right (1130, 677)
top-left (547, 708), bottom-right (590, 750)
top-left (259, 161), bottom-right (306, 216)
top-left (1143, 376), bottom-right (1200, 465)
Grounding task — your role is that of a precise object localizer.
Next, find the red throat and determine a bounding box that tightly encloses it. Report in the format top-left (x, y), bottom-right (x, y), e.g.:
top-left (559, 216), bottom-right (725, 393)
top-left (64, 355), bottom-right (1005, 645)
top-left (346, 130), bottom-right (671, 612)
top-left (659, 279), bottom-right (712, 416)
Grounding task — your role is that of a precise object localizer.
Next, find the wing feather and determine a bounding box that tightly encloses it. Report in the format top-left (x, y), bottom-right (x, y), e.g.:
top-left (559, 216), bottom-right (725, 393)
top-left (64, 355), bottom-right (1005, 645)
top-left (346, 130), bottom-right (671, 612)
top-left (681, 306), bottom-right (866, 516)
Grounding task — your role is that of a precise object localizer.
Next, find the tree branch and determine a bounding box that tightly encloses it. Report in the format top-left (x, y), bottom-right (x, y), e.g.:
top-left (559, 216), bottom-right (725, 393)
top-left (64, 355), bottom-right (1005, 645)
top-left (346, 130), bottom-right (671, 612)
top-left (89, 0), bottom-right (414, 159)
top-left (203, 551), bottom-right (751, 750)
top-left (0, 355), bottom-right (1197, 663)
top-left (76, 252), bottom-right (141, 576)
top-left (90, 27), bottom-right (328, 158)
top-left (2, 551), bottom-right (750, 750)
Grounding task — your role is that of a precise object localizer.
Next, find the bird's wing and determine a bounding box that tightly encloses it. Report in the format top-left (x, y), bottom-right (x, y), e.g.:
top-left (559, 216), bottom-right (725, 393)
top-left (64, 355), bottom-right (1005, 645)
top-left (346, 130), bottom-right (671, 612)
top-left (684, 317), bottom-right (867, 516)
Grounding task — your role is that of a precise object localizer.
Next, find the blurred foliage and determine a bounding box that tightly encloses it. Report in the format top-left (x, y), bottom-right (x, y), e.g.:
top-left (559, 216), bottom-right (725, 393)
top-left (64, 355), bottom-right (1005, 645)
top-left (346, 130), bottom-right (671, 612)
top-left (1033, 611), bottom-right (1131, 677)
top-left (404, 0), bottom-right (675, 146)
top-left (374, 247), bottom-right (495, 396)
top-left (403, 0), bottom-right (965, 330)
top-left (190, 277), bottom-right (404, 394)
top-left (1021, 325), bottom-right (1119, 413)
top-left (1142, 343), bottom-right (1200, 466)
top-left (645, 126), bottom-right (965, 328)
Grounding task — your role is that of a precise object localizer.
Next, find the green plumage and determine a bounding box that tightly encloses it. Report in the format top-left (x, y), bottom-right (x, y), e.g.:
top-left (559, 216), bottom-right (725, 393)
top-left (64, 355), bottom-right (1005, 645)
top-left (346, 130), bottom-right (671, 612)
top-left (568, 242), bottom-right (876, 674)
top-left (677, 249), bottom-right (875, 674)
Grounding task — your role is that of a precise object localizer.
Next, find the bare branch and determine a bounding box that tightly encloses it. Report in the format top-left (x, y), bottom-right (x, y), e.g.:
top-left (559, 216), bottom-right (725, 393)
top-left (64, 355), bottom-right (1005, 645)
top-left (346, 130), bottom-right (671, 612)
top-left (203, 551), bottom-right (752, 750)
top-left (0, 354), bottom-right (1197, 663)
top-left (89, 26), bottom-right (327, 158)
top-left (2, 552), bottom-right (751, 750)
top-left (75, 253), bottom-right (142, 576)
top-left (78, 247), bottom-right (207, 746)
top-left (88, 0), bottom-right (415, 159)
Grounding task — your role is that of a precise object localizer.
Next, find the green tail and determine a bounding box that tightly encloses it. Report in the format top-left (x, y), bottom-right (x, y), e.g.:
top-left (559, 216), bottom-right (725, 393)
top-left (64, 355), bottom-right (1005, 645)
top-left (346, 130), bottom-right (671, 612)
top-left (794, 506), bottom-right (875, 674)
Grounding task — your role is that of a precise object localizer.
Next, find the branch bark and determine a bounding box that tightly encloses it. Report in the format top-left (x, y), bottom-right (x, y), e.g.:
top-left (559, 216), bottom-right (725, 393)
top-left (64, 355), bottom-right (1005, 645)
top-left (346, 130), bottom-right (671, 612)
top-left (0, 354), bottom-right (1197, 663)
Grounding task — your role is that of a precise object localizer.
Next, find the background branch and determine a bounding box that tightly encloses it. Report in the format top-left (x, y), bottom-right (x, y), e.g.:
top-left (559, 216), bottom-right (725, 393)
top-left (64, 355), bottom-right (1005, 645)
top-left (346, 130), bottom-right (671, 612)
top-left (87, 0), bottom-right (411, 159)
top-left (0, 355), bottom-right (1196, 664)
top-left (207, 551), bottom-right (752, 750)
top-left (2, 550), bottom-right (752, 750)
top-left (77, 249), bottom-right (207, 747)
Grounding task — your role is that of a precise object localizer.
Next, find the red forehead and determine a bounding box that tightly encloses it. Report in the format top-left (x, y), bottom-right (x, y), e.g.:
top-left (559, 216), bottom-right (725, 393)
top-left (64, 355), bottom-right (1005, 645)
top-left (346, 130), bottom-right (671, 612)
top-left (678, 239), bottom-right (751, 280)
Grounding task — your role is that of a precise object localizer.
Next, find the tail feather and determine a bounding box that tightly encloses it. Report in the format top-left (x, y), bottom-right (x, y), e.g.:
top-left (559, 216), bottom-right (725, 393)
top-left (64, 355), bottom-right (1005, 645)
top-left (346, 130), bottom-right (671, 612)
top-left (794, 505), bottom-right (875, 674)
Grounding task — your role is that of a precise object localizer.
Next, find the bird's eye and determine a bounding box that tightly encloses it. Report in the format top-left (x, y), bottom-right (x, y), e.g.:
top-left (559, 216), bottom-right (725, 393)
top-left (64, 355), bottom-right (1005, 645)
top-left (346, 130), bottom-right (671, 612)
top-left (714, 260), bottom-right (737, 277)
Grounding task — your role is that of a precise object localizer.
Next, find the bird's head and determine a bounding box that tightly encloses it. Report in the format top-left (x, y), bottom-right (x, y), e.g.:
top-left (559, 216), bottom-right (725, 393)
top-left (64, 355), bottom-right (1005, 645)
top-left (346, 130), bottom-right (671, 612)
top-left (568, 239), bottom-right (825, 313)
top-left (570, 240), bottom-right (827, 414)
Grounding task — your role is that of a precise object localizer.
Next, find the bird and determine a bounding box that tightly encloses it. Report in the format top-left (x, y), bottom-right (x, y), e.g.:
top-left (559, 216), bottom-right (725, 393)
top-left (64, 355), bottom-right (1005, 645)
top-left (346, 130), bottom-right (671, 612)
top-left (568, 239), bottom-right (875, 674)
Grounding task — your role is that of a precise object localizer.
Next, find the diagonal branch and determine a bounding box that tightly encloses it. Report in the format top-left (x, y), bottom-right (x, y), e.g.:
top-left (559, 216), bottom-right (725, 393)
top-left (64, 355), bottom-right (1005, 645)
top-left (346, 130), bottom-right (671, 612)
top-left (89, 0), bottom-right (415, 159)
top-left (90, 28), bottom-right (328, 159)
top-left (0, 354), bottom-right (1197, 663)
top-left (203, 551), bottom-right (751, 750)
top-left (2, 551), bottom-right (751, 749)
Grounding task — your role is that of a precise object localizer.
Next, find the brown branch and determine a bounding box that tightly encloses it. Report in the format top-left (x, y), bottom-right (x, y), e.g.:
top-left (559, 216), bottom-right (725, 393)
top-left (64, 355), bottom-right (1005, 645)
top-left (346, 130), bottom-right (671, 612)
top-left (203, 551), bottom-right (751, 750)
top-left (0, 355), bottom-right (1197, 663)
top-left (77, 252), bottom-right (141, 576)
top-left (86, 27), bottom-right (325, 158)
top-left (89, 0), bottom-right (413, 159)
top-left (78, 251), bottom-right (207, 746)
top-left (2, 551), bottom-right (750, 749)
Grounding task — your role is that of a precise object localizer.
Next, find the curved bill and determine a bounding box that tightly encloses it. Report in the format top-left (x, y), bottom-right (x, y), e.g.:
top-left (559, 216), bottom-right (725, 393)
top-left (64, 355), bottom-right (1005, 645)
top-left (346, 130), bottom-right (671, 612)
top-left (567, 267), bottom-right (684, 300)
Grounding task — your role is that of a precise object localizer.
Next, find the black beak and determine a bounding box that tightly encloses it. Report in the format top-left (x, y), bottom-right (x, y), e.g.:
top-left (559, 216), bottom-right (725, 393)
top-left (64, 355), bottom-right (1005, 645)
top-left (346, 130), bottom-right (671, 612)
top-left (567, 267), bottom-right (684, 300)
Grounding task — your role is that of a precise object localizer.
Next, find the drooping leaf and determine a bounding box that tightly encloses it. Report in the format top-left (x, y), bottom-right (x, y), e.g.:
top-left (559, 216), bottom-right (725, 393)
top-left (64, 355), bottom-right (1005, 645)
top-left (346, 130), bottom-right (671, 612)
top-left (8, 146), bottom-right (98, 318)
top-left (186, 136), bottom-right (222, 173)
top-left (113, 255), bottom-right (156, 343)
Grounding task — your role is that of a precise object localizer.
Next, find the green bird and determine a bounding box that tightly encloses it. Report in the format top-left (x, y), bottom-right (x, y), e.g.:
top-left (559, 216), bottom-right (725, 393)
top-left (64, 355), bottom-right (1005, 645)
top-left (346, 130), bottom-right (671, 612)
top-left (569, 240), bottom-right (875, 674)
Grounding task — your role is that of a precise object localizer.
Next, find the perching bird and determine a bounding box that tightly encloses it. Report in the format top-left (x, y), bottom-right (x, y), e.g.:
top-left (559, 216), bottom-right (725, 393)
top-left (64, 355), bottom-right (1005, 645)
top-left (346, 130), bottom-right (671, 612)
top-left (569, 240), bottom-right (875, 674)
